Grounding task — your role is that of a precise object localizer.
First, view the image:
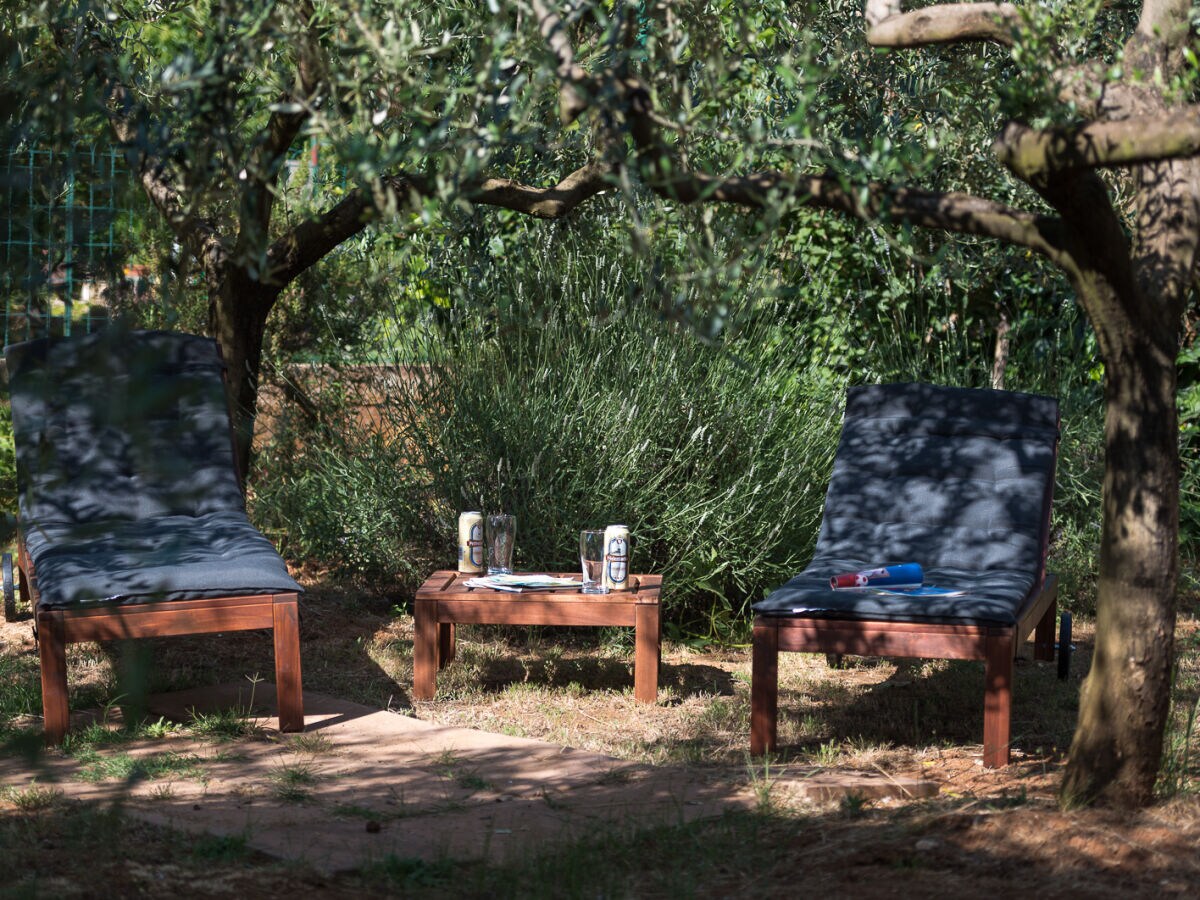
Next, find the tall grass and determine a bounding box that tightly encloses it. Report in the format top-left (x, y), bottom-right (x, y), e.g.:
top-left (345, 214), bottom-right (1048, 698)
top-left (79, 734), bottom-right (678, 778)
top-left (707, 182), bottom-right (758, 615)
top-left (256, 291), bottom-right (843, 635)
top-left (252, 212), bottom-right (1123, 630)
top-left (391, 307), bottom-right (841, 633)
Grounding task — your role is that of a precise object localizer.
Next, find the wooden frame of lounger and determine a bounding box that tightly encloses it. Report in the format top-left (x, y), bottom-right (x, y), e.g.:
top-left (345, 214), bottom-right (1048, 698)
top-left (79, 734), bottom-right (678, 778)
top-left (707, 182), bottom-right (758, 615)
top-left (19, 536), bottom-right (304, 745)
top-left (749, 574), bottom-right (1058, 768)
top-left (5, 345), bottom-right (304, 746)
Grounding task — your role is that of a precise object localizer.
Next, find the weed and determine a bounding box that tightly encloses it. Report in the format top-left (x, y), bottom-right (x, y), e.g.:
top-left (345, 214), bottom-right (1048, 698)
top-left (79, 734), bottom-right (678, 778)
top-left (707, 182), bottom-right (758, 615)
top-left (0, 784), bottom-right (65, 810)
top-left (541, 789), bottom-right (569, 810)
top-left (287, 732), bottom-right (336, 755)
top-left (141, 717), bottom-right (174, 739)
top-left (984, 788), bottom-right (1029, 809)
top-left (186, 707), bottom-right (264, 740)
top-left (745, 755), bottom-right (778, 812)
top-left (75, 750), bottom-right (203, 783)
top-left (186, 673), bottom-right (267, 740)
top-left (431, 750), bottom-right (489, 792)
top-left (840, 793), bottom-right (869, 818)
top-left (814, 739), bottom-right (841, 768)
top-left (147, 783), bottom-right (176, 801)
top-left (269, 760), bottom-right (322, 802)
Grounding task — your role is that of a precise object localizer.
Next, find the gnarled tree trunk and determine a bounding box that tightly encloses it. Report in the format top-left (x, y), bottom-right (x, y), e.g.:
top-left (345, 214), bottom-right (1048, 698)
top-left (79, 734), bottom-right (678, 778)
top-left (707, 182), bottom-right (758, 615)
top-left (1064, 279), bottom-right (1182, 805)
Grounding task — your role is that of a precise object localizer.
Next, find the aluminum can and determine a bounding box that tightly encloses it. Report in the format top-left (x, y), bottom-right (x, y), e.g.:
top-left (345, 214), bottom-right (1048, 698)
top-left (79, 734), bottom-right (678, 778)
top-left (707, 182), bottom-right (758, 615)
top-left (457, 511), bottom-right (484, 573)
top-left (603, 524), bottom-right (630, 591)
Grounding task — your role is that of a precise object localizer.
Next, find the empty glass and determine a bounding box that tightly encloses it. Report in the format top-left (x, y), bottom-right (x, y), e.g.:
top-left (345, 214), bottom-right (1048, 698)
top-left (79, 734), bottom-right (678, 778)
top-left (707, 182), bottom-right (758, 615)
top-left (580, 529), bottom-right (608, 594)
top-left (486, 513), bottom-right (516, 575)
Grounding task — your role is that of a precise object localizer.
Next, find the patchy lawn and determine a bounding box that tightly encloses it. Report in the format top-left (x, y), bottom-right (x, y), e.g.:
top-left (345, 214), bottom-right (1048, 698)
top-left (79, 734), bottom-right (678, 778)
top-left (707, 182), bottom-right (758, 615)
top-left (1, 571), bottom-right (1199, 897)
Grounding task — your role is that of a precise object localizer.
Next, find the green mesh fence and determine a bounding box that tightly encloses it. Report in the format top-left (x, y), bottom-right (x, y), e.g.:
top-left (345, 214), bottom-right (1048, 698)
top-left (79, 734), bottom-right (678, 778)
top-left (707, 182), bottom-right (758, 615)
top-left (0, 145), bottom-right (138, 346)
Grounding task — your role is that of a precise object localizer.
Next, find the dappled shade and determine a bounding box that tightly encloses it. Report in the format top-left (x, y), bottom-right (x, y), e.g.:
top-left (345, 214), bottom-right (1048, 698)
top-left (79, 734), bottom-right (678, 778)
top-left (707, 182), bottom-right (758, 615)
top-left (753, 383), bottom-right (1058, 626)
top-left (6, 328), bottom-right (302, 608)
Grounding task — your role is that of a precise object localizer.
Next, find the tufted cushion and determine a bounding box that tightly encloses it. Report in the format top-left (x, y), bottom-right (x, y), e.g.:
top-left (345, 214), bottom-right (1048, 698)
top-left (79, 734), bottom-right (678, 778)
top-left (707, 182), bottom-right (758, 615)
top-left (5, 329), bottom-right (303, 609)
top-left (753, 383), bottom-right (1058, 626)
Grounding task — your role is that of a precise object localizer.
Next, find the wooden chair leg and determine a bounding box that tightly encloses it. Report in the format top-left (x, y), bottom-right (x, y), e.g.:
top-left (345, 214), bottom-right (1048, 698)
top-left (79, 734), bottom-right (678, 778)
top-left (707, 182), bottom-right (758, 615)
top-left (1033, 593), bottom-right (1056, 661)
top-left (36, 610), bottom-right (69, 746)
top-left (273, 594), bottom-right (304, 733)
top-left (983, 632), bottom-right (1014, 767)
top-left (750, 618), bottom-right (779, 755)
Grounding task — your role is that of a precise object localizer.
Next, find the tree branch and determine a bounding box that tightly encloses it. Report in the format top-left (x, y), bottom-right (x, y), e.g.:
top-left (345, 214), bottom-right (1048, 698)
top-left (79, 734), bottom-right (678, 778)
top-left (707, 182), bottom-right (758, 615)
top-left (267, 160), bottom-right (618, 286)
top-left (104, 81), bottom-right (222, 260)
top-left (609, 75), bottom-right (1062, 260)
top-left (996, 108), bottom-right (1200, 182)
top-left (236, 0), bottom-right (325, 253)
top-left (531, 0), bottom-right (594, 124)
top-left (469, 160), bottom-right (615, 216)
top-left (266, 175), bottom-right (422, 286)
top-left (866, 1), bottom-right (1021, 48)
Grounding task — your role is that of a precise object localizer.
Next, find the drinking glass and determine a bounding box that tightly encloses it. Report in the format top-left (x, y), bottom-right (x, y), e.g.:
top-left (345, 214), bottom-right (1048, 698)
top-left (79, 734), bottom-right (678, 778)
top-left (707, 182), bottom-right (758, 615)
top-left (580, 529), bottom-right (608, 594)
top-left (486, 513), bottom-right (516, 575)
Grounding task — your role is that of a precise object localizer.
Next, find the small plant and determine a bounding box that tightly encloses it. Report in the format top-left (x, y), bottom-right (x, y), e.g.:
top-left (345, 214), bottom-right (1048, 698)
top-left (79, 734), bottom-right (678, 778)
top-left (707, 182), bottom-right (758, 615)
top-left (140, 717), bottom-right (174, 740)
top-left (187, 707), bottom-right (264, 740)
top-left (269, 760), bottom-right (322, 802)
top-left (287, 732), bottom-right (336, 755)
top-left (814, 739), bottom-right (841, 768)
top-left (840, 792), bottom-right (869, 818)
top-left (431, 749), bottom-right (489, 792)
top-left (745, 755), bottom-right (778, 812)
top-left (0, 783), bottom-right (64, 810)
top-left (1158, 694), bottom-right (1200, 798)
top-left (147, 783), bottom-right (176, 801)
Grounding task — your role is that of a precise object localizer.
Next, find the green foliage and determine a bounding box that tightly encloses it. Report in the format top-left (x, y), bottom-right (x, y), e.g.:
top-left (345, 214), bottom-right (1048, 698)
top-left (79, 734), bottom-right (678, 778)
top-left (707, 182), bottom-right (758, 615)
top-left (0, 654), bottom-right (42, 731)
top-left (252, 207), bottom-right (1113, 631)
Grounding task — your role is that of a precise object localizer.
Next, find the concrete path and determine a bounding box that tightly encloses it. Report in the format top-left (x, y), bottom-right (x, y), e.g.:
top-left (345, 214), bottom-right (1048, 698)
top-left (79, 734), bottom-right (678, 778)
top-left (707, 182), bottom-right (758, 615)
top-left (0, 684), bottom-right (937, 873)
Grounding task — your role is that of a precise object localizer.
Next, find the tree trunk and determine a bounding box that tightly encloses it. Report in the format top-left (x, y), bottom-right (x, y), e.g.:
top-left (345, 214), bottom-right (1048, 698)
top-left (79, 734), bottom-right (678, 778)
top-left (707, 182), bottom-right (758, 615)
top-left (1062, 290), bottom-right (1181, 806)
top-left (205, 264), bottom-right (279, 482)
top-left (991, 310), bottom-right (1010, 390)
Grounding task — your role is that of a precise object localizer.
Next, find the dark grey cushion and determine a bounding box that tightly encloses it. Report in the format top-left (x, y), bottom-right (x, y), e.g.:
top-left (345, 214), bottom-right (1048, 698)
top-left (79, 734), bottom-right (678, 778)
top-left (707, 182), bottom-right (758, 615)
top-left (753, 382), bottom-right (1058, 627)
top-left (5, 329), bottom-right (303, 609)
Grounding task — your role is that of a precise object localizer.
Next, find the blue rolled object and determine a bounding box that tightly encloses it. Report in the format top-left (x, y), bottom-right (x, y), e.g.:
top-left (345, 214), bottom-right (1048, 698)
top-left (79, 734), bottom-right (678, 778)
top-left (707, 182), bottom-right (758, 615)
top-left (830, 562), bottom-right (923, 590)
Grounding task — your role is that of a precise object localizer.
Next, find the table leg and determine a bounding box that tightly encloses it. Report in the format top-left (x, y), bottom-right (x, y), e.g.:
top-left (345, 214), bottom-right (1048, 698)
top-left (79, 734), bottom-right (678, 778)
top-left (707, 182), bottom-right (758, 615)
top-left (634, 602), bottom-right (660, 703)
top-left (413, 598), bottom-right (437, 700)
top-left (438, 622), bottom-right (456, 669)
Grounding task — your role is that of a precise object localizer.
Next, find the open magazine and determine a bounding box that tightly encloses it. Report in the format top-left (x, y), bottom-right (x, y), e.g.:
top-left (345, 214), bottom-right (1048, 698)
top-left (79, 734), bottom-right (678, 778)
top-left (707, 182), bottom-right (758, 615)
top-left (463, 573), bottom-right (582, 592)
top-left (865, 584), bottom-right (965, 597)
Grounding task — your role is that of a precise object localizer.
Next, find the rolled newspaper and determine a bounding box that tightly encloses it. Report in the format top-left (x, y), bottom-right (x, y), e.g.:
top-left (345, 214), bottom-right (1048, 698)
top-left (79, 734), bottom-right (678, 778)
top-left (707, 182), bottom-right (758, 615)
top-left (830, 563), bottom-right (923, 590)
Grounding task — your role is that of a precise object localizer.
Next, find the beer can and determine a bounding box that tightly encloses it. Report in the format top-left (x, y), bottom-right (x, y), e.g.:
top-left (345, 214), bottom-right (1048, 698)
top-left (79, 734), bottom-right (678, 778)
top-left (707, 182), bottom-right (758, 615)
top-left (457, 511), bottom-right (484, 573)
top-left (603, 524), bottom-right (630, 591)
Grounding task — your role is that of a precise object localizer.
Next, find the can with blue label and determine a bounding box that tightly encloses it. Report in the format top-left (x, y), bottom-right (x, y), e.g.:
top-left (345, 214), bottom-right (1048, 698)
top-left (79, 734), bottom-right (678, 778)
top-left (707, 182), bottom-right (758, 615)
top-left (603, 524), bottom-right (630, 591)
top-left (457, 511), bottom-right (484, 573)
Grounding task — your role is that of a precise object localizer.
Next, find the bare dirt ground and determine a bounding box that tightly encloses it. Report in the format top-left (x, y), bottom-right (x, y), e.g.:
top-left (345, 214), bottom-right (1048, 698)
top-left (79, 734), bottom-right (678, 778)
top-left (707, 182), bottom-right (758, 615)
top-left (2, 573), bottom-right (1199, 897)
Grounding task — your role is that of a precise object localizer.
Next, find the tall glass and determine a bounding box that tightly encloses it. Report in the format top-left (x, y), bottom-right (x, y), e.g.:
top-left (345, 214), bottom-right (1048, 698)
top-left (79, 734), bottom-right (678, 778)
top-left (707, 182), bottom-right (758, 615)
top-left (486, 513), bottom-right (516, 575)
top-left (580, 529), bottom-right (609, 594)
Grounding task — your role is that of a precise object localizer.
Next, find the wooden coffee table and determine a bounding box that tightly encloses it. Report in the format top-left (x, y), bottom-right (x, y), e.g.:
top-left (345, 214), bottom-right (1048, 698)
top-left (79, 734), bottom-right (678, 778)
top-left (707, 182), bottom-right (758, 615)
top-left (413, 570), bottom-right (662, 703)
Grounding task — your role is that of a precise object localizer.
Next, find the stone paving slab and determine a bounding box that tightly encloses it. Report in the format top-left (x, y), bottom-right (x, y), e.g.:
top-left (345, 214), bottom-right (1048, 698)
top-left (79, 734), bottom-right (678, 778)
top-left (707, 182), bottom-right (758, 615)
top-left (0, 683), bottom-right (938, 873)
